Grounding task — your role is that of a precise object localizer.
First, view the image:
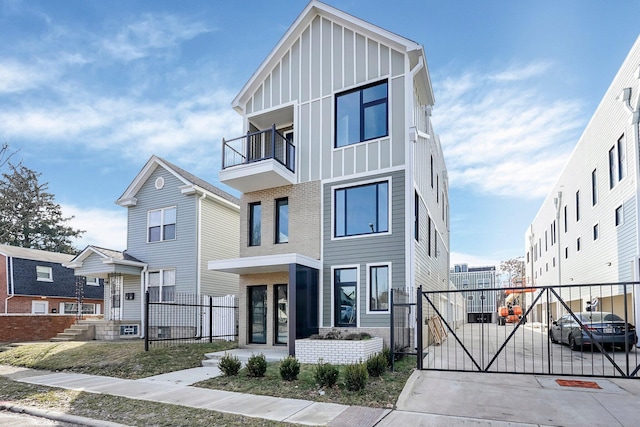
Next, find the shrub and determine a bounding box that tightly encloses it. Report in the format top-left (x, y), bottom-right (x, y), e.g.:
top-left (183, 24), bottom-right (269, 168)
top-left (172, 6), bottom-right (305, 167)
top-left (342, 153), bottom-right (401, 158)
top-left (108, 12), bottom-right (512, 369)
top-left (344, 362), bottom-right (368, 391)
top-left (218, 353), bottom-right (241, 376)
top-left (279, 356), bottom-right (301, 381)
top-left (314, 360), bottom-right (339, 388)
top-left (245, 353), bottom-right (267, 377)
top-left (381, 346), bottom-right (392, 367)
top-left (366, 352), bottom-right (387, 377)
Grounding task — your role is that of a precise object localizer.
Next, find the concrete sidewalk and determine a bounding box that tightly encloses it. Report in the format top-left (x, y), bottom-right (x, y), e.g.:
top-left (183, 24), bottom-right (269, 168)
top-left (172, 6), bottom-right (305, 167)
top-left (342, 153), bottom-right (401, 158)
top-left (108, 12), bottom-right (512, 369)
top-left (3, 360), bottom-right (640, 426)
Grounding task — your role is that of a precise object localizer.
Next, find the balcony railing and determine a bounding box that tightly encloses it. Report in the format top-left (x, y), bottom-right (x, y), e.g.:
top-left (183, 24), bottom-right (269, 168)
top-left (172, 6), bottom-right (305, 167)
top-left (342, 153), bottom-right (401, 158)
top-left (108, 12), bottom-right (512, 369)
top-left (222, 124), bottom-right (295, 172)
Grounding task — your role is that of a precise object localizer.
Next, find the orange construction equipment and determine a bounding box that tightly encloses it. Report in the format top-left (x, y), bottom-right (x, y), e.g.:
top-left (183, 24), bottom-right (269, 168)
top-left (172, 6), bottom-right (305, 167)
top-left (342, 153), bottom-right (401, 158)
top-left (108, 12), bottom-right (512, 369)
top-left (498, 288), bottom-right (536, 325)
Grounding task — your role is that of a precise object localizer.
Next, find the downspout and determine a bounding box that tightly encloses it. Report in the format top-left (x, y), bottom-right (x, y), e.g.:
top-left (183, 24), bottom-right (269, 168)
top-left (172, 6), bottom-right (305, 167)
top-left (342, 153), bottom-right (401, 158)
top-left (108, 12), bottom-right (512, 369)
top-left (4, 256), bottom-right (14, 313)
top-left (197, 192), bottom-right (206, 297)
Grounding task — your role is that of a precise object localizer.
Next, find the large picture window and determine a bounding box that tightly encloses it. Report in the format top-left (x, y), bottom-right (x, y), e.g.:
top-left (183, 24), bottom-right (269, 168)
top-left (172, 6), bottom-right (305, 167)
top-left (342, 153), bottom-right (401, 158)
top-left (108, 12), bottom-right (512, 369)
top-left (148, 269), bottom-right (175, 302)
top-left (335, 81), bottom-right (388, 148)
top-left (148, 207), bottom-right (176, 242)
top-left (249, 202), bottom-right (261, 246)
top-left (368, 264), bottom-right (389, 312)
top-left (335, 181), bottom-right (388, 237)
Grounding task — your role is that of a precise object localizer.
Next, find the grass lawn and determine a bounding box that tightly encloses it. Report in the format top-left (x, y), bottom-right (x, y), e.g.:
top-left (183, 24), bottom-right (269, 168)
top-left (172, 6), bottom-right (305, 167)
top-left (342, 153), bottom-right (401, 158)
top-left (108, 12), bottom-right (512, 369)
top-left (0, 376), bottom-right (284, 427)
top-left (195, 356), bottom-right (416, 408)
top-left (0, 341), bottom-right (236, 379)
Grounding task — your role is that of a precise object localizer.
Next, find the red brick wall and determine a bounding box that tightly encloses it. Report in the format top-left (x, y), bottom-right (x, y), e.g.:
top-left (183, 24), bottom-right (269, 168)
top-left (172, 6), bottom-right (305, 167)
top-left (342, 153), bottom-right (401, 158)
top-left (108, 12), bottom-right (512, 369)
top-left (5, 296), bottom-right (103, 314)
top-left (0, 315), bottom-right (77, 342)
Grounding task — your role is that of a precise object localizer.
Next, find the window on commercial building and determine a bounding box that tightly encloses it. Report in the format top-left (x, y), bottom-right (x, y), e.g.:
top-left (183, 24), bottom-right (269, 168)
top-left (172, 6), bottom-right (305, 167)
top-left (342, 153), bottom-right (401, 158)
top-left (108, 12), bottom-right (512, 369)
top-left (564, 205), bottom-right (568, 232)
top-left (577, 237), bottom-right (581, 251)
top-left (414, 191), bottom-right (419, 241)
top-left (592, 169), bottom-right (598, 205)
top-left (565, 247), bottom-right (568, 259)
top-left (249, 202), bottom-right (261, 246)
top-left (617, 135), bottom-right (625, 181)
top-left (593, 223), bottom-right (599, 241)
top-left (430, 155), bottom-right (434, 188)
top-left (615, 205), bottom-right (623, 226)
top-left (575, 191), bottom-right (580, 221)
top-left (36, 266), bottom-right (53, 282)
top-left (335, 80), bottom-right (388, 147)
top-left (148, 207), bottom-right (176, 242)
top-left (369, 264), bottom-right (389, 312)
top-left (428, 216), bottom-right (432, 256)
top-left (148, 270), bottom-right (175, 303)
top-left (335, 181), bottom-right (388, 237)
top-left (275, 198), bottom-right (289, 244)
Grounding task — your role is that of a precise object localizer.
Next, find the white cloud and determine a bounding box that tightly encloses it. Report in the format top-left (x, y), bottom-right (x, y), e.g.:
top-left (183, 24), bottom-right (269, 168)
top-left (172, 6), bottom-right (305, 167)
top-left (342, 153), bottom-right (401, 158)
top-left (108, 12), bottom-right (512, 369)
top-left (450, 252), bottom-right (499, 270)
top-left (433, 61), bottom-right (585, 199)
top-left (62, 204), bottom-right (127, 251)
top-left (0, 61), bottom-right (50, 93)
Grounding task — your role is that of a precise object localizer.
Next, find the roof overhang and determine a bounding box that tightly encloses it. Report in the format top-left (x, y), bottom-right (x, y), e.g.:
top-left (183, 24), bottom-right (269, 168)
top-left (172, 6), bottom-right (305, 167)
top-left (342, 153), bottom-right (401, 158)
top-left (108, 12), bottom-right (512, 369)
top-left (208, 253), bottom-right (321, 275)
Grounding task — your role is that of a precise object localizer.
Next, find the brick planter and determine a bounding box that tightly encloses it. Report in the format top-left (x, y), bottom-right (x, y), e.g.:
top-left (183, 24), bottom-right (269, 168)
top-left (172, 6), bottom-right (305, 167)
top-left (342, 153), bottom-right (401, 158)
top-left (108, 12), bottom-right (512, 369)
top-left (295, 337), bottom-right (383, 365)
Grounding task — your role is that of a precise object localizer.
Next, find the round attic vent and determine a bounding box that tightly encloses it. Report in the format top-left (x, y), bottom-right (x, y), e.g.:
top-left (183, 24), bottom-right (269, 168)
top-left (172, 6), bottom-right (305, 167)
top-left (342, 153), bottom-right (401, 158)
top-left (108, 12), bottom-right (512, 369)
top-left (155, 177), bottom-right (165, 190)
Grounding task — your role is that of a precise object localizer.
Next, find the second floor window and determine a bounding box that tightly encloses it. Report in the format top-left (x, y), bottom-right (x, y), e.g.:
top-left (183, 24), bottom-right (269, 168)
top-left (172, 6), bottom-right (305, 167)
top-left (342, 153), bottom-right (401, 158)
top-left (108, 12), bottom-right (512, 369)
top-left (335, 181), bottom-right (388, 237)
top-left (275, 198), bottom-right (288, 244)
top-left (36, 266), bottom-right (53, 282)
top-left (335, 80), bottom-right (388, 148)
top-left (148, 207), bottom-right (176, 242)
top-left (249, 202), bottom-right (261, 246)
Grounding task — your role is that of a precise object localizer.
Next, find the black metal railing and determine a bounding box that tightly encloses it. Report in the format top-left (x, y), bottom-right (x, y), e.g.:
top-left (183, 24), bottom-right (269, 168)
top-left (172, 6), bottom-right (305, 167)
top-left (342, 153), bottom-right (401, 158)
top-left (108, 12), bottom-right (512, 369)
top-left (416, 282), bottom-right (640, 379)
top-left (144, 291), bottom-right (238, 350)
top-left (222, 124), bottom-right (295, 172)
top-left (390, 288), bottom-right (416, 371)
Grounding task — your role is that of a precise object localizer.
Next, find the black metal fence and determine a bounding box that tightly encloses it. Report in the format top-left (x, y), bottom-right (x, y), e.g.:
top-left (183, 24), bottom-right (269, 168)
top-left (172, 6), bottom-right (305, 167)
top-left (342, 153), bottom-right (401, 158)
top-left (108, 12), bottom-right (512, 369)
top-left (390, 288), bottom-right (416, 370)
top-left (418, 282), bottom-right (640, 379)
top-left (144, 291), bottom-right (238, 351)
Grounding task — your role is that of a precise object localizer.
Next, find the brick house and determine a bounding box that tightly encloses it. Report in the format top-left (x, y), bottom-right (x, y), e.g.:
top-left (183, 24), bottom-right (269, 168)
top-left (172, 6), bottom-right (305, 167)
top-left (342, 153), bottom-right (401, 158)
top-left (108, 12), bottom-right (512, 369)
top-left (0, 244), bottom-right (103, 315)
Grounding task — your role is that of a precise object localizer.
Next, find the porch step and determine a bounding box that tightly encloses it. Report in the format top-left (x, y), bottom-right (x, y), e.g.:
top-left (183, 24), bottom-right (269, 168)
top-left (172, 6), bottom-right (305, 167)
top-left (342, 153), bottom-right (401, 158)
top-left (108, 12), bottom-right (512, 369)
top-left (201, 349), bottom-right (289, 367)
top-left (50, 322), bottom-right (95, 342)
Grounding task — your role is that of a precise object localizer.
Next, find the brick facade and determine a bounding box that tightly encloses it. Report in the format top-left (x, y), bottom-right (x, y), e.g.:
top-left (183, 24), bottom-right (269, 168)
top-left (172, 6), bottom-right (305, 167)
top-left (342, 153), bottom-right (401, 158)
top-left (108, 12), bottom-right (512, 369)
top-left (295, 336), bottom-right (383, 365)
top-left (4, 296), bottom-right (103, 314)
top-left (0, 315), bottom-right (78, 342)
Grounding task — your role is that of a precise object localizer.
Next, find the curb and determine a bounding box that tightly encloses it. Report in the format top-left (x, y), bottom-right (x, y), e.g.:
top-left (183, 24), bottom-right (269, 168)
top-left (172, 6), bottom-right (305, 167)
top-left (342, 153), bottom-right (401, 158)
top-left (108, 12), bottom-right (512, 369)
top-left (0, 402), bottom-right (131, 427)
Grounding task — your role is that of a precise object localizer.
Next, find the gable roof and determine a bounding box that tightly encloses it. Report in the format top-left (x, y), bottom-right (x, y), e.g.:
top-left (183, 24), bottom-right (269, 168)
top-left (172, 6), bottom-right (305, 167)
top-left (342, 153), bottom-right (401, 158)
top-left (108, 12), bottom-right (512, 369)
top-left (232, 0), bottom-right (434, 112)
top-left (116, 155), bottom-right (240, 208)
top-left (65, 245), bottom-right (146, 269)
top-left (0, 244), bottom-right (74, 264)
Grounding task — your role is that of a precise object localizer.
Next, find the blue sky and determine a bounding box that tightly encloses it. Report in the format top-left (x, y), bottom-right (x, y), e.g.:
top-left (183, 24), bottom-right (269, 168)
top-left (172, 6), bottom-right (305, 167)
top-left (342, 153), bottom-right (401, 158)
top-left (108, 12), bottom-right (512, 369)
top-left (1, 0), bottom-right (639, 269)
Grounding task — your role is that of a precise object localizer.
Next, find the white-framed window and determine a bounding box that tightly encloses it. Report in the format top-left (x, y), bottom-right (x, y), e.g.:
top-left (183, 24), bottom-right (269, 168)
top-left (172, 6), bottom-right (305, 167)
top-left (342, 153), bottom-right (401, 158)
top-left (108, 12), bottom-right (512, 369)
top-left (147, 269), bottom-right (176, 302)
top-left (148, 207), bottom-right (177, 242)
top-left (333, 179), bottom-right (390, 239)
top-left (32, 300), bottom-right (48, 314)
top-left (60, 302), bottom-right (98, 314)
top-left (36, 266), bottom-right (53, 282)
top-left (367, 263), bottom-right (390, 313)
top-left (85, 277), bottom-right (101, 286)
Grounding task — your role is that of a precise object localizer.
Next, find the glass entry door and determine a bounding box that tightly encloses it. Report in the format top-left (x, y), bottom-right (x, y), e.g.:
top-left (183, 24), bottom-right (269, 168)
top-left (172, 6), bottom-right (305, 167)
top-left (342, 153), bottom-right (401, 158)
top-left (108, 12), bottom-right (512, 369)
top-left (335, 268), bottom-right (357, 327)
top-left (249, 286), bottom-right (267, 344)
top-left (109, 273), bottom-right (123, 321)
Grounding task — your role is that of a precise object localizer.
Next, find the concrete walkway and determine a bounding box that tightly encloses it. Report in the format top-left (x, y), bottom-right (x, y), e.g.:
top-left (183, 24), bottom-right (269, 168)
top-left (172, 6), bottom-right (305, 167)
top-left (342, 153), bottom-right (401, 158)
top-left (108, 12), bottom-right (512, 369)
top-left (2, 347), bottom-right (640, 426)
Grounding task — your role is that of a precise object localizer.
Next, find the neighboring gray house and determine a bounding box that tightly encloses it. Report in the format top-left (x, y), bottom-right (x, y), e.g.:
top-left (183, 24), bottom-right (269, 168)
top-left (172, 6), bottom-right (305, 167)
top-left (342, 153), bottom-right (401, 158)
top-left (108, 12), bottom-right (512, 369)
top-left (210, 1), bottom-right (449, 353)
top-left (67, 156), bottom-right (240, 339)
top-left (449, 264), bottom-right (497, 323)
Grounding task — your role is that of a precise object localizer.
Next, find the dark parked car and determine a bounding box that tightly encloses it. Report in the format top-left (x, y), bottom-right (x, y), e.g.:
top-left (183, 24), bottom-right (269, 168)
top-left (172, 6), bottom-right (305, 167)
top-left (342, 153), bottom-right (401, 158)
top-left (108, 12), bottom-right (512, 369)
top-left (550, 312), bottom-right (637, 351)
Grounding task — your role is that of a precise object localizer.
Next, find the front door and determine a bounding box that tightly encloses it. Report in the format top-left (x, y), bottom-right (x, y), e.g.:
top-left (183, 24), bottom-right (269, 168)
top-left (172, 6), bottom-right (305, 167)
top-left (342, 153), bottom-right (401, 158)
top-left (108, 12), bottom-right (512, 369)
top-left (335, 268), bottom-right (357, 327)
top-left (109, 274), bottom-right (123, 321)
top-left (249, 286), bottom-right (267, 344)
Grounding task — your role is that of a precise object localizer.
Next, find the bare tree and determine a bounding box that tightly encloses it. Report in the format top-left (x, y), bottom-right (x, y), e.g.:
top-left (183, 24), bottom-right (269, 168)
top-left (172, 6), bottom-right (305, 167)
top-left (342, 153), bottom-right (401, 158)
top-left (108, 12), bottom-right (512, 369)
top-left (500, 257), bottom-right (526, 287)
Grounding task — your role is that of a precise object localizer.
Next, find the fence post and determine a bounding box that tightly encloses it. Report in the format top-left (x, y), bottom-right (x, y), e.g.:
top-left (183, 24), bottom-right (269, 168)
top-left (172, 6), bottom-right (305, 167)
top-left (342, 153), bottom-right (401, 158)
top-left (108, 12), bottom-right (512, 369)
top-left (209, 296), bottom-right (213, 343)
top-left (144, 290), bottom-right (149, 352)
top-left (417, 285), bottom-right (423, 370)
top-left (390, 289), bottom-right (395, 372)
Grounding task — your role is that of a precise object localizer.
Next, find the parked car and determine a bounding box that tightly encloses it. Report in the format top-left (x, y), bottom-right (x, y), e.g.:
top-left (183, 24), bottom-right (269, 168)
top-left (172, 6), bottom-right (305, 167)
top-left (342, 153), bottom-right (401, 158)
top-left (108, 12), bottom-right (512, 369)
top-left (550, 312), bottom-right (637, 351)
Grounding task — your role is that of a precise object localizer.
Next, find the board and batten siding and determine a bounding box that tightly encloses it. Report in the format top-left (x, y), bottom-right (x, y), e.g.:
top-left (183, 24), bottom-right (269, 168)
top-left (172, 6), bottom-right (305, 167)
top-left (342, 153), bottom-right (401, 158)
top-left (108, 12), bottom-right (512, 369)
top-left (243, 15), bottom-right (409, 184)
top-left (126, 166), bottom-right (198, 294)
top-left (526, 36), bottom-right (640, 286)
top-left (321, 170), bottom-right (406, 328)
top-left (200, 196), bottom-right (240, 297)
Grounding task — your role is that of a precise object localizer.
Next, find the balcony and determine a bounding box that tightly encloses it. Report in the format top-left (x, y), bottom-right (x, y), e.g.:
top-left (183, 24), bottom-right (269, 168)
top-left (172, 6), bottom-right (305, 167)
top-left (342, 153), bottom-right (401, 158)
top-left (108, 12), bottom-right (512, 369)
top-left (220, 124), bottom-right (296, 193)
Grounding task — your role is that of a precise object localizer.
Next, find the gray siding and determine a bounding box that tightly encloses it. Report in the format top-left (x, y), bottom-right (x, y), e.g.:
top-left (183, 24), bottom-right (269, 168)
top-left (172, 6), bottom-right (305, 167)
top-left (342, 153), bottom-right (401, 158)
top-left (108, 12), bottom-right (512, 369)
top-left (126, 166), bottom-right (198, 293)
top-left (200, 196), bottom-right (240, 296)
top-left (322, 170), bottom-right (406, 327)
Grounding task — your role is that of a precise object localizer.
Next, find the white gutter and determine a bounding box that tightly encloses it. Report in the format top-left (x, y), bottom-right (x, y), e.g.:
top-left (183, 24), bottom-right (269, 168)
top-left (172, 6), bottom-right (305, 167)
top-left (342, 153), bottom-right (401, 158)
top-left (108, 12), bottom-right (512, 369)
top-left (140, 265), bottom-right (148, 338)
top-left (4, 256), bottom-right (13, 313)
top-left (197, 192), bottom-right (206, 296)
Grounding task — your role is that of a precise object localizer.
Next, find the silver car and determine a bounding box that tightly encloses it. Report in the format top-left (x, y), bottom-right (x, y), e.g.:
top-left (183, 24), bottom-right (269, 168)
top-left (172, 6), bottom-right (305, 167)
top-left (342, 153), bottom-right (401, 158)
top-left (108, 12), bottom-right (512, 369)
top-left (550, 311), bottom-right (637, 351)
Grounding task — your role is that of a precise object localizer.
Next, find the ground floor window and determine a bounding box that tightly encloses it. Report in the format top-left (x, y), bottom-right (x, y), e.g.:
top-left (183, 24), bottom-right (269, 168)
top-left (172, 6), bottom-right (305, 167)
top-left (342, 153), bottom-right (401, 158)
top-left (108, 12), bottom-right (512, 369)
top-left (274, 284), bottom-right (288, 345)
top-left (334, 267), bottom-right (358, 327)
top-left (148, 269), bottom-right (176, 302)
top-left (368, 264), bottom-right (389, 312)
top-left (61, 302), bottom-right (98, 314)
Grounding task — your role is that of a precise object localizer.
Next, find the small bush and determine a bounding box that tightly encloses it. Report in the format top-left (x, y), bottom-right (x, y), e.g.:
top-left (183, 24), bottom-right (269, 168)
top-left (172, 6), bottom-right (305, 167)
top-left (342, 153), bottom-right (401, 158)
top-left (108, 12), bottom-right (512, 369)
top-left (279, 356), bottom-right (301, 381)
top-left (245, 353), bottom-right (267, 377)
top-left (218, 353), bottom-right (241, 376)
top-left (344, 362), bottom-right (368, 391)
top-left (314, 360), bottom-right (339, 388)
top-left (366, 352), bottom-right (387, 377)
top-left (381, 346), bottom-right (392, 367)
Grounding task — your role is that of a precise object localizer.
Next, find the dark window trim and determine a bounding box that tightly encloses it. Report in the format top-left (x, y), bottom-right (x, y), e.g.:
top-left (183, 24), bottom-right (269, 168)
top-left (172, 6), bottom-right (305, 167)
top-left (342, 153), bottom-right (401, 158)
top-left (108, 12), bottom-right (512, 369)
top-left (249, 202), bottom-right (261, 246)
top-left (334, 181), bottom-right (389, 238)
top-left (275, 198), bottom-right (289, 244)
